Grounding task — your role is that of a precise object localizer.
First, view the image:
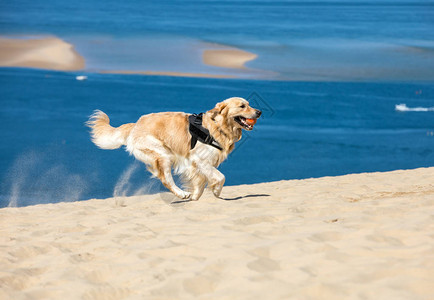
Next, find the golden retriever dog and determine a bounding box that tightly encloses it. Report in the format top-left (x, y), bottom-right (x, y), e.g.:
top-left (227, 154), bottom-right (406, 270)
top-left (87, 97), bottom-right (261, 201)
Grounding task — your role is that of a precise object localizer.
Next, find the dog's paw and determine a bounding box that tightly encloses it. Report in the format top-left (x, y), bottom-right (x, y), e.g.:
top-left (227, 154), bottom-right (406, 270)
top-left (178, 191), bottom-right (192, 200)
top-left (212, 186), bottom-right (223, 198)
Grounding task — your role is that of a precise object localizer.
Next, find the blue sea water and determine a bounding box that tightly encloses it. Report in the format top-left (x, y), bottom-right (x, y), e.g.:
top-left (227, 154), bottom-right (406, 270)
top-left (1, 1), bottom-right (434, 207)
top-left (2, 0), bottom-right (434, 80)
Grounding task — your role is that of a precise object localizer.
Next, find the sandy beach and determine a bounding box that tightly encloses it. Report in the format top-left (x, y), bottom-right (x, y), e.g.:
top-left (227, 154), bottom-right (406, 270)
top-left (0, 36), bottom-right (85, 71)
top-left (1, 167), bottom-right (433, 299)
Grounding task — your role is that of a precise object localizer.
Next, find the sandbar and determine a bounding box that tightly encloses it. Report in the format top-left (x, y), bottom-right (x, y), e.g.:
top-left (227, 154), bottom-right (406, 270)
top-left (0, 35), bottom-right (260, 78)
top-left (203, 48), bottom-right (257, 69)
top-left (0, 36), bottom-right (85, 71)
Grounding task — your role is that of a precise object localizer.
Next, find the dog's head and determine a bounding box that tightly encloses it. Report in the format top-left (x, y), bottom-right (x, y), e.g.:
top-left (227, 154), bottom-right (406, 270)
top-left (209, 97), bottom-right (261, 131)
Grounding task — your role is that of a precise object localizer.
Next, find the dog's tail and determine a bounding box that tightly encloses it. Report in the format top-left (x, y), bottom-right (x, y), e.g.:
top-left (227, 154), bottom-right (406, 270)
top-left (86, 110), bottom-right (135, 150)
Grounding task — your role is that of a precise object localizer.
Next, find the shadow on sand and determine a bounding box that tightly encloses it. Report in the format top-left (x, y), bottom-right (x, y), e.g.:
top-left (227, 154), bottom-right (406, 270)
top-left (220, 194), bottom-right (271, 201)
top-left (171, 193), bottom-right (270, 204)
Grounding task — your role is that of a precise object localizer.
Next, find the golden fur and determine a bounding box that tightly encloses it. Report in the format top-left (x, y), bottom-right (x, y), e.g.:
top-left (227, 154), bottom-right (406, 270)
top-left (87, 97), bottom-right (261, 201)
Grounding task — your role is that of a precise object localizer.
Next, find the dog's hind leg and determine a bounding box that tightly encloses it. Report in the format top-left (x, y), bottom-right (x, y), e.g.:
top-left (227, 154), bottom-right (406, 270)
top-left (132, 148), bottom-right (191, 200)
top-left (155, 157), bottom-right (191, 200)
top-left (177, 161), bottom-right (206, 201)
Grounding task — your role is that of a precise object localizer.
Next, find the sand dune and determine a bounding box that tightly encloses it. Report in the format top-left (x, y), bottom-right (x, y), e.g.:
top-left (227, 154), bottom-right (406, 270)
top-left (0, 36), bottom-right (85, 71)
top-left (1, 167), bottom-right (433, 299)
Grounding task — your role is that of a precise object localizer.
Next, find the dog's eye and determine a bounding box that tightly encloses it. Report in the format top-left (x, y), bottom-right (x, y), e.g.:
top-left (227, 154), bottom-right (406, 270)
top-left (240, 104), bottom-right (245, 108)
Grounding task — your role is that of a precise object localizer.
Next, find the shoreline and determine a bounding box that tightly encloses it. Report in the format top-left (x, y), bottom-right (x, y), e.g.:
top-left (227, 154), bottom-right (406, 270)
top-left (99, 70), bottom-right (236, 79)
top-left (1, 167), bottom-right (433, 299)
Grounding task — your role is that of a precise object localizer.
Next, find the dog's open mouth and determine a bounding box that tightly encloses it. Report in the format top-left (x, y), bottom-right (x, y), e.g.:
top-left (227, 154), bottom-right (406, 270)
top-left (234, 116), bottom-right (256, 130)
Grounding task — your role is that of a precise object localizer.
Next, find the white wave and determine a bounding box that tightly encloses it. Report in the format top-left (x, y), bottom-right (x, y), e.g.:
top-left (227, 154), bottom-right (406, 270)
top-left (395, 103), bottom-right (434, 112)
top-left (76, 75), bottom-right (87, 81)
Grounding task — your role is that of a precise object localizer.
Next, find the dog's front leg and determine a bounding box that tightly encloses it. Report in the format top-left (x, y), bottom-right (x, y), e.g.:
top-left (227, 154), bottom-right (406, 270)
top-left (195, 163), bottom-right (225, 198)
top-left (189, 173), bottom-right (207, 201)
top-left (209, 169), bottom-right (225, 198)
top-left (192, 160), bottom-right (225, 198)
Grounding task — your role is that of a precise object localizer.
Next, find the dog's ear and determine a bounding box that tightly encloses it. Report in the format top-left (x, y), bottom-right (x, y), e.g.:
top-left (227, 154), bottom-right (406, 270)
top-left (209, 101), bottom-right (228, 119)
top-left (215, 101), bottom-right (228, 116)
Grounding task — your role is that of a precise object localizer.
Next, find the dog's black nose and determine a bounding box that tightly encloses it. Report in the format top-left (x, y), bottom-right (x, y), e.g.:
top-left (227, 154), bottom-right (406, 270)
top-left (256, 110), bottom-right (262, 117)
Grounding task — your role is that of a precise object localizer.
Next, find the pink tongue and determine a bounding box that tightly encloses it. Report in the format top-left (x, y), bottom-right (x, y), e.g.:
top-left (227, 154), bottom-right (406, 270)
top-left (245, 118), bottom-right (257, 125)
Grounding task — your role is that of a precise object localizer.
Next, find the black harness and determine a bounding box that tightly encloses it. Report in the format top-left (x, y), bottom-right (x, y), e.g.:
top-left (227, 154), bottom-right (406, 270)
top-left (188, 113), bottom-right (222, 151)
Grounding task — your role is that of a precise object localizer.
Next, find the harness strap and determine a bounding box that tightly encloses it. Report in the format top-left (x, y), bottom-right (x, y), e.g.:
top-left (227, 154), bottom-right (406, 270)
top-left (188, 113), bottom-right (223, 151)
